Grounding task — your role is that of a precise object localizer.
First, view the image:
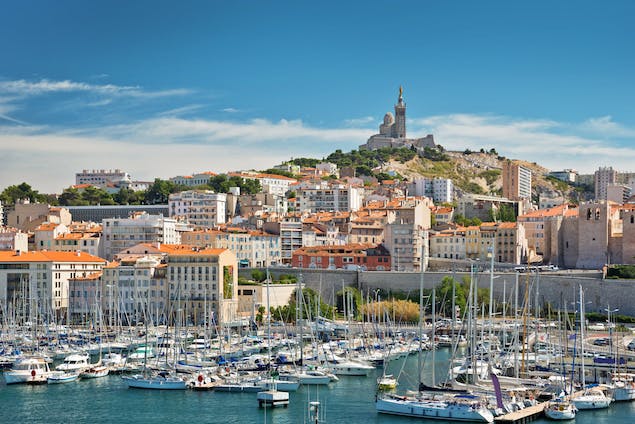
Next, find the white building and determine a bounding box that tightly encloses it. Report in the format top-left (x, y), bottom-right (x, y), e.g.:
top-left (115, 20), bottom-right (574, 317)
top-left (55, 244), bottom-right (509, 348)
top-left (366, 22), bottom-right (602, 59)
top-left (169, 172), bottom-right (216, 187)
top-left (0, 227), bottom-right (28, 252)
top-left (76, 169), bottom-right (131, 187)
top-left (413, 177), bottom-right (453, 204)
top-left (280, 216), bottom-right (303, 263)
top-left (101, 213), bottom-right (180, 260)
top-left (230, 172), bottom-right (297, 197)
top-left (168, 190), bottom-right (227, 229)
top-left (594, 166), bottom-right (618, 201)
top-left (296, 184), bottom-right (363, 213)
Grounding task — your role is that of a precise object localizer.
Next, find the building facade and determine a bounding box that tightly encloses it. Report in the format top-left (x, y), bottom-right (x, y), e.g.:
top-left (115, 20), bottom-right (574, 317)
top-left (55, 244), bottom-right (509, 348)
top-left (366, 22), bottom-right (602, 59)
top-left (594, 166), bottom-right (618, 201)
top-left (502, 160), bottom-right (532, 201)
top-left (0, 250), bottom-right (106, 324)
top-left (168, 190), bottom-right (227, 228)
top-left (101, 213), bottom-right (180, 260)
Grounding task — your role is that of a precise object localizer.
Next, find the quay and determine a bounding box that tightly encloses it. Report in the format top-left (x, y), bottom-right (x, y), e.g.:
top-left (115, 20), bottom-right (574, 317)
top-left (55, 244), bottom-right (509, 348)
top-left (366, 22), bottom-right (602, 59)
top-left (494, 401), bottom-right (545, 423)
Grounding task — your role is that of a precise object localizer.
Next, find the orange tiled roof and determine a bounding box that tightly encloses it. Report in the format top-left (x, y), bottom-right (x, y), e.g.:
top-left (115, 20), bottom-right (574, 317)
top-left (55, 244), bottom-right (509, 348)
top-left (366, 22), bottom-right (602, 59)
top-left (35, 223), bottom-right (60, 231)
top-left (167, 248), bottom-right (228, 256)
top-left (0, 251), bottom-right (105, 263)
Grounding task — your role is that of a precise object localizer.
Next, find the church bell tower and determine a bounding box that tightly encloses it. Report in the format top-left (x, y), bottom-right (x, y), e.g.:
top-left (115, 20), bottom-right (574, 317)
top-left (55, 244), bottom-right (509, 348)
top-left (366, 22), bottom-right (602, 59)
top-left (393, 85), bottom-right (406, 139)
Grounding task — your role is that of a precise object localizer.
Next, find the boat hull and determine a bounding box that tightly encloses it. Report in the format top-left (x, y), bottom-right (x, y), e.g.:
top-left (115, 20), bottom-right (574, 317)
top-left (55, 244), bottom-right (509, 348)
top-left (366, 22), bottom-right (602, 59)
top-left (376, 397), bottom-right (494, 423)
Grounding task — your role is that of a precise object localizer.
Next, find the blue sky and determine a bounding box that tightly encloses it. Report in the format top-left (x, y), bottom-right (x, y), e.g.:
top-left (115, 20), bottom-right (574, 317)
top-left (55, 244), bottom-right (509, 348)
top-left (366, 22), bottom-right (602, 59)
top-left (1, 1), bottom-right (634, 192)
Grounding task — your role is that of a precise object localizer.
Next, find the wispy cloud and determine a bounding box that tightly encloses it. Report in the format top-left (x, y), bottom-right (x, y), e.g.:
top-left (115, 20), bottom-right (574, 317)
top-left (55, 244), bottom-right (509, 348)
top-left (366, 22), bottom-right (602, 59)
top-left (221, 107), bottom-right (240, 113)
top-left (158, 105), bottom-right (205, 117)
top-left (343, 116), bottom-right (375, 127)
top-left (0, 78), bottom-right (192, 98)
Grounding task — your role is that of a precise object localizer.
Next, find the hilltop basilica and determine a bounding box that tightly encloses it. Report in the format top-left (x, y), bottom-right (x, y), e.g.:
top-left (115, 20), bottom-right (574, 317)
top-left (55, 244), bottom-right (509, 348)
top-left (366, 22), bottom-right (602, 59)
top-left (360, 86), bottom-right (436, 153)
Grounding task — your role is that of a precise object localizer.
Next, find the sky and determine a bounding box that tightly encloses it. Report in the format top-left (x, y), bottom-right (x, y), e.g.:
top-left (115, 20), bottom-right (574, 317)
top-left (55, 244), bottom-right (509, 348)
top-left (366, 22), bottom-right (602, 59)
top-left (1, 1), bottom-right (634, 193)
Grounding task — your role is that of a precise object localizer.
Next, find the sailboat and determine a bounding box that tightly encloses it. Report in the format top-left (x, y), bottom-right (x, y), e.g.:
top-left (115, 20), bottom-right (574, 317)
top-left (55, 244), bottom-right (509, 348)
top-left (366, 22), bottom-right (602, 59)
top-left (257, 269), bottom-right (291, 407)
top-left (376, 267), bottom-right (494, 422)
top-left (122, 297), bottom-right (186, 390)
top-left (81, 303), bottom-right (109, 379)
top-left (571, 286), bottom-right (612, 410)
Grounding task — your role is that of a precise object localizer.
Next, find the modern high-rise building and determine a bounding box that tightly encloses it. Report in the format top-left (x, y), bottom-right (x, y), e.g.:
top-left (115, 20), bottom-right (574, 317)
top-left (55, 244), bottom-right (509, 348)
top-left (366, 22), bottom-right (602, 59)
top-left (502, 160), bottom-right (532, 201)
top-left (594, 166), bottom-right (618, 201)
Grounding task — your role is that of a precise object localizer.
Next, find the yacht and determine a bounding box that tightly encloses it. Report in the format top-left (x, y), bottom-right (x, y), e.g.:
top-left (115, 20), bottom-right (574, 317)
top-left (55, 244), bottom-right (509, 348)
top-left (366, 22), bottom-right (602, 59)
top-left (611, 373), bottom-right (635, 401)
top-left (376, 392), bottom-right (494, 423)
top-left (56, 352), bottom-right (90, 372)
top-left (122, 371), bottom-right (187, 390)
top-left (544, 398), bottom-right (577, 420)
top-left (4, 356), bottom-right (53, 385)
top-left (572, 386), bottom-right (613, 410)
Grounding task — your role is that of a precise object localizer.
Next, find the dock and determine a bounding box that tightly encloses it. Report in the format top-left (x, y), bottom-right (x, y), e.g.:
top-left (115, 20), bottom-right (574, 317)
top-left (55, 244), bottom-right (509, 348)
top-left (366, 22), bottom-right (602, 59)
top-left (494, 402), bottom-right (545, 423)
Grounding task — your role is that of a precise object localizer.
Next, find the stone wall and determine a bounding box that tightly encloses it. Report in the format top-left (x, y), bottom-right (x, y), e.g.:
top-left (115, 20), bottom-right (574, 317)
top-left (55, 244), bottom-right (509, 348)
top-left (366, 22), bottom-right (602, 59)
top-left (240, 267), bottom-right (635, 316)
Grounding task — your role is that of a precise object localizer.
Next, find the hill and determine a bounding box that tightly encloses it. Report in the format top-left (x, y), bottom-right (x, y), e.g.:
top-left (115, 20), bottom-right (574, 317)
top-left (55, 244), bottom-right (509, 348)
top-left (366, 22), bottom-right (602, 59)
top-left (288, 147), bottom-right (588, 203)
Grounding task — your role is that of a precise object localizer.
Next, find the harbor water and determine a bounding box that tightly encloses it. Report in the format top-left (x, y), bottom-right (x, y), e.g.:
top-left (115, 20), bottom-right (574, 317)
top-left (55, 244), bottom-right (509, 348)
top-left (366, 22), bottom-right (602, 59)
top-left (2, 349), bottom-right (635, 423)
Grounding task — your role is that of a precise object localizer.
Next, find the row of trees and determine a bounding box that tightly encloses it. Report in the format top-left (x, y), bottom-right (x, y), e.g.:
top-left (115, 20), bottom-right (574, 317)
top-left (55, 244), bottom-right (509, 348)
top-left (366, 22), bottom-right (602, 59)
top-left (262, 275), bottom-right (490, 325)
top-left (0, 175), bottom-right (262, 207)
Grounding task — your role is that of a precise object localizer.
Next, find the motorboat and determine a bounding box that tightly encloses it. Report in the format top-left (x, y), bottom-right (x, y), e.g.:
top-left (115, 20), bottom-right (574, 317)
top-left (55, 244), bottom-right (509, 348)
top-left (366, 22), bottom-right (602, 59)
top-left (4, 356), bottom-right (53, 385)
top-left (56, 353), bottom-right (90, 372)
top-left (377, 374), bottom-right (398, 390)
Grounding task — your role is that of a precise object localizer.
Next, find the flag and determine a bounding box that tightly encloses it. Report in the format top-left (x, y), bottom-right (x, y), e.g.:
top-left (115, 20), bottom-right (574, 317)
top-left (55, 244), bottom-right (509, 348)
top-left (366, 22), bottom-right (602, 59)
top-left (568, 333), bottom-right (577, 340)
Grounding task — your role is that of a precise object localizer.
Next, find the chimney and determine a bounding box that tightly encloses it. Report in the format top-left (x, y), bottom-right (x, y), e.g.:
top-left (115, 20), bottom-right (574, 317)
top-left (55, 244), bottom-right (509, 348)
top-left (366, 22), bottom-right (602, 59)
top-left (76, 250), bottom-right (81, 257)
top-left (15, 250), bottom-right (21, 256)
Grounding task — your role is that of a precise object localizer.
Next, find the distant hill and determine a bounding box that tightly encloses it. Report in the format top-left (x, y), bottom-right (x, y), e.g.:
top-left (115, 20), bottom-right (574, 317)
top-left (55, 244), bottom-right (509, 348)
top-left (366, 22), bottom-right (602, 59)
top-left (286, 147), bottom-right (591, 203)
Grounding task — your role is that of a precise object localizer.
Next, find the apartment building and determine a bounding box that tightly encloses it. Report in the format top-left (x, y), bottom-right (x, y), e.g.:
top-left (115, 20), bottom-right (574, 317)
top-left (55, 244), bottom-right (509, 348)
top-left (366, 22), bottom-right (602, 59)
top-left (0, 250), bottom-right (106, 323)
top-left (168, 190), bottom-right (227, 228)
top-left (502, 160), bottom-right (532, 201)
top-left (101, 213), bottom-right (180, 260)
top-left (292, 243), bottom-right (391, 271)
top-left (295, 184), bottom-right (363, 213)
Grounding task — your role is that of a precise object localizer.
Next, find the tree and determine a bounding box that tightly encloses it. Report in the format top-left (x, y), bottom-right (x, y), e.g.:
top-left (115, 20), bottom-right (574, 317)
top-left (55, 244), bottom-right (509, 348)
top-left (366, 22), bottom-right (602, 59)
top-left (0, 182), bottom-right (47, 205)
top-left (270, 288), bottom-right (335, 322)
top-left (145, 178), bottom-right (178, 204)
top-left (58, 187), bottom-right (88, 206)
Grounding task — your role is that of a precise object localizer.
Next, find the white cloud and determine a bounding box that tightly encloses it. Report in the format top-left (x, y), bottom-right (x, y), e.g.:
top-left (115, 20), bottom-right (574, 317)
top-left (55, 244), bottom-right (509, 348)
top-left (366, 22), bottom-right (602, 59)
top-left (221, 107), bottom-right (239, 113)
top-left (410, 114), bottom-right (635, 173)
top-left (578, 115), bottom-right (635, 138)
top-left (0, 117), bottom-right (369, 192)
top-left (1, 112), bottom-right (634, 193)
top-left (0, 78), bottom-right (191, 98)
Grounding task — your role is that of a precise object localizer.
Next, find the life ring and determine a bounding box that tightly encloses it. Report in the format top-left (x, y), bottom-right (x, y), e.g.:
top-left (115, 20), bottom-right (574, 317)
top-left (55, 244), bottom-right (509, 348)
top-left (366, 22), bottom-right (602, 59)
top-left (198, 374), bottom-right (204, 383)
top-left (31, 370), bottom-right (36, 377)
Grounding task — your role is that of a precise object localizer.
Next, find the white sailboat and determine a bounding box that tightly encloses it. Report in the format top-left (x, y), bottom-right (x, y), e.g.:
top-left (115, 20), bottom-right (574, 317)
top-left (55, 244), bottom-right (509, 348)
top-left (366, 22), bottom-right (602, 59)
top-left (572, 286), bottom-right (612, 410)
top-left (257, 268), bottom-right (290, 407)
top-left (544, 397), bottom-right (577, 420)
top-left (376, 269), bottom-right (494, 423)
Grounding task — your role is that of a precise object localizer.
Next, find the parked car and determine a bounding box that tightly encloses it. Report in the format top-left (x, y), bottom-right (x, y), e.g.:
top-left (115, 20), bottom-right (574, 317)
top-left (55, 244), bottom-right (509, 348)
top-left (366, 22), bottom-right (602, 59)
top-left (627, 340), bottom-right (635, 351)
top-left (593, 337), bottom-right (610, 346)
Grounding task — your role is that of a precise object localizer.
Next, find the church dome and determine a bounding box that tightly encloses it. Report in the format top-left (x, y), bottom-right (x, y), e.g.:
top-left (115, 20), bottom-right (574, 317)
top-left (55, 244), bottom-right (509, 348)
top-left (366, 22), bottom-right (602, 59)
top-left (383, 112), bottom-right (395, 125)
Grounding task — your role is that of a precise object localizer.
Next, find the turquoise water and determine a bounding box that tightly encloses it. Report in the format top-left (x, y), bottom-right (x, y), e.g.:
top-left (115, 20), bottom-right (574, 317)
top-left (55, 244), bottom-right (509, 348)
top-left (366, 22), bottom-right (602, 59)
top-left (2, 351), bottom-right (635, 423)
